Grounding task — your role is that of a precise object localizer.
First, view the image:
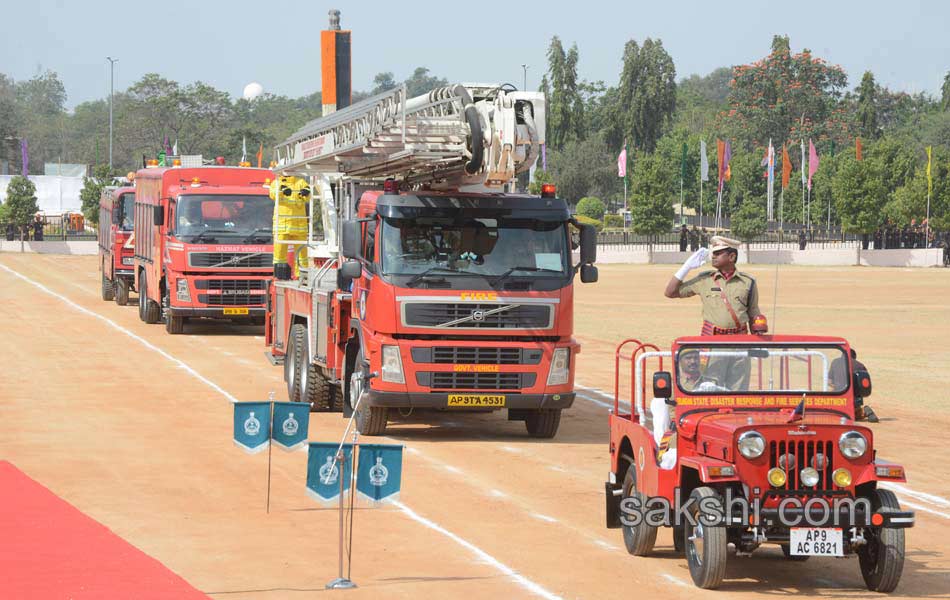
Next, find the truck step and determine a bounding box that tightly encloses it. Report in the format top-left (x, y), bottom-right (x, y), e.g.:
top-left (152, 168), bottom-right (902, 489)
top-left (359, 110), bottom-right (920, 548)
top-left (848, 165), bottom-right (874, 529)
top-left (265, 352), bottom-right (284, 366)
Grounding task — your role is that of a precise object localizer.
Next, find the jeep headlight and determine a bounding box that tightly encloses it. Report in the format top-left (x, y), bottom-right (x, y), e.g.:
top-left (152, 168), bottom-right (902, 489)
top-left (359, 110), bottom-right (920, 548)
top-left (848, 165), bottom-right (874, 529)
top-left (176, 278), bottom-right (191, 302)
top-left (737, 430), bottom-right (766, 459)
top-left (839, 431), bottom-right (868, 459)
top-left (381, 345), bottom-right (405, 384)
top-left (546, 348), bottom-right (570, 386)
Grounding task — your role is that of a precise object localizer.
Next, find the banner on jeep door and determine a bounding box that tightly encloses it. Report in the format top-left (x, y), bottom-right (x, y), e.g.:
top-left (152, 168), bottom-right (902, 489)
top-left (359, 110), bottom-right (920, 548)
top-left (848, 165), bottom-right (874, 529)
top-left (271, 402), bottom-right (308, 451)
top-left (306, 443), bottom-right (353, 504)
top-left (356, 444), bottom-right (403, 505)
top-left (233, 402), bottom-right (271, 454)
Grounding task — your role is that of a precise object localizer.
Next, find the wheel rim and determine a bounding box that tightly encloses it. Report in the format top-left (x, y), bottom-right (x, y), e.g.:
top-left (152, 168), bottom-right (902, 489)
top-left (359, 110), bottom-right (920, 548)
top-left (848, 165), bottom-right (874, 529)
top-left (288, 346), bottom-right (297, 395)
top-left (298, 353), bottom-right (308, 400)
top-left (688, 521), bottom-right (705, 566)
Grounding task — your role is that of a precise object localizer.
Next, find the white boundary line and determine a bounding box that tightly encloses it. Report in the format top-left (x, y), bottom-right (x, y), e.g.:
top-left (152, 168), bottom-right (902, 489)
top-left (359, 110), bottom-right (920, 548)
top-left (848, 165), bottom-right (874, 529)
top-left (393, 500), bottom-right (562, 600)
top-left (0, 261), bottom-right (562, 599)
top-left (0, 262), bottom-right (239, 403)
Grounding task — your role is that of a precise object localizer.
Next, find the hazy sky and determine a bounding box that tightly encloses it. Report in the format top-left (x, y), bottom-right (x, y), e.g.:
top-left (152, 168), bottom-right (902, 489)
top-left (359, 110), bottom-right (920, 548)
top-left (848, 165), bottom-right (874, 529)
top-left (3, 0), bottom-right (947, 109)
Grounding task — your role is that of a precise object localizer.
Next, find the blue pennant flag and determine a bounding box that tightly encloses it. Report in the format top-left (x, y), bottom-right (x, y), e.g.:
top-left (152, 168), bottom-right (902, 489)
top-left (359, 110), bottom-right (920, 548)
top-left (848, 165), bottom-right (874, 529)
top-left (272, 402), bottom-right (308, 451)
top-left (356, 444), bottom-right (404, 505)
top-left (233, 402), bottom-right (271, 454)
top-left (306, 443), bottom-right (353, 504)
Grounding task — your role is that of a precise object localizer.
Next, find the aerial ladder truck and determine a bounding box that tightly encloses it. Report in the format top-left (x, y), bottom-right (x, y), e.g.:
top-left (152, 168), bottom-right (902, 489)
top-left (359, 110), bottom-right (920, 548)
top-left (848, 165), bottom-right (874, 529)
top-left (264, 83), bottom-right (598, 438)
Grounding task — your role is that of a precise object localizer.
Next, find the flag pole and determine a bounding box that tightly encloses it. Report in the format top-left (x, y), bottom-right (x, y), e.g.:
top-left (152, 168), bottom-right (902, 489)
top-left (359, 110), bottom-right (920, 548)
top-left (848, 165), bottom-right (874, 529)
top-left (699, 177), bottom-right (703, 228)
top-left (679, 176), bottom-right (684, 226)
top-left (926, 189), bottom-right (931, 246)
top-left (266, 392), bottom-right (274, 514)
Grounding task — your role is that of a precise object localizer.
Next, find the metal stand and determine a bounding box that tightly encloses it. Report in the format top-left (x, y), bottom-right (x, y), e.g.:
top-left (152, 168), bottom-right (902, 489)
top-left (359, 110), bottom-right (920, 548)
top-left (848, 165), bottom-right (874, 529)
top-left (266, 392), bottom-right (274, 513)
top-left (325, 443), bottom-right (357, 590)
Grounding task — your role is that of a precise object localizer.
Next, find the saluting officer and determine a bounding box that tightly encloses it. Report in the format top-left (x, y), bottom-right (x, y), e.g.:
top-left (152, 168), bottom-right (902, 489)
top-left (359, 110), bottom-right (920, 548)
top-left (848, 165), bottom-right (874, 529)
top-left (664, 235), bottom-right (761, 336)
top-left (665, 236), bottom-right (763, 391)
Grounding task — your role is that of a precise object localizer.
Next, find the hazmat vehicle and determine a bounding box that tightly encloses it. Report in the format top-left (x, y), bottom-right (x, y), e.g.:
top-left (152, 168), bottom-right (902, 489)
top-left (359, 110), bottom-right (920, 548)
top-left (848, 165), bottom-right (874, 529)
top-left (264, 83), bottom-right (598, 438)
top-left (98, 184), bottom-right (136, 305)
top-left (133, 163), bottom-right (275, 333)
top-left (603, 333), bottom-right (914, 591)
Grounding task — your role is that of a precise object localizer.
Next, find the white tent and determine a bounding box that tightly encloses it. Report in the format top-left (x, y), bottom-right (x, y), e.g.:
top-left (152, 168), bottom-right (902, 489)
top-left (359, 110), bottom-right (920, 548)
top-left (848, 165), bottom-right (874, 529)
top-left (0, 175), bottom-right (84, 214)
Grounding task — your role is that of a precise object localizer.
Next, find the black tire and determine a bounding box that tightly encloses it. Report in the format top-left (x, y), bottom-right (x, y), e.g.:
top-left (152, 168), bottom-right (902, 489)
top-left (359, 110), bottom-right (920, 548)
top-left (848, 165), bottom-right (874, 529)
top-left (101, 273), bottom-right (114, 301)
top-left (138, 275), bottom-right (146, 321)
top-left (859, 489), bottom-right (905, 593)
top-left (115, 279), bottom-right (130, 306)
top-left (684, 486), bottom-right (728, 589)
top-left (305, 362), bottom-right (333, 412)
top-left (351, 348), bottom-right (387, 435)
top-left (621, 464), bottom-right (657, 556)
top-left (781, 544), bottom-right (810, 561)
top-left (287, 324), bottom-right (307, 403)
top-left (673, 525), bottom-right (685, 554)
top-left (163, 286), bottom-right (184, 334)
top-left (525, 408), bottom-right (561, 438)
top-left (140, 277), bottom-right (160, 324)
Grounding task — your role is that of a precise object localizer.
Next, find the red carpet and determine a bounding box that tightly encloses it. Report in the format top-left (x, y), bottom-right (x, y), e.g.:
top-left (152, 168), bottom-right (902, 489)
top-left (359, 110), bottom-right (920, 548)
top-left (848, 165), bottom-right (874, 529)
top-left (0, 461), bottom-right (209, 599)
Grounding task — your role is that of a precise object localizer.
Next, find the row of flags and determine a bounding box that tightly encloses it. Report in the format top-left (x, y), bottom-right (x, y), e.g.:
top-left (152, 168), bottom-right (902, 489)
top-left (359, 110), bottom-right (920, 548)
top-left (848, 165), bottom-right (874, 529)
top-left (232, 401), bottom-right (404, 505)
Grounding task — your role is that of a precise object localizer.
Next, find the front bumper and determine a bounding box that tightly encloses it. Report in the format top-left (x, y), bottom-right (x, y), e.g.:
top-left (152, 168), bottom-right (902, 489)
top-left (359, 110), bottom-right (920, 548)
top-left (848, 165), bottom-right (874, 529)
top-left (757, 507), bottom-right (916, 529)
top-left (364, 390), bottom-right (575, 410)
top-left (167, 307), bottom-right (266, 318)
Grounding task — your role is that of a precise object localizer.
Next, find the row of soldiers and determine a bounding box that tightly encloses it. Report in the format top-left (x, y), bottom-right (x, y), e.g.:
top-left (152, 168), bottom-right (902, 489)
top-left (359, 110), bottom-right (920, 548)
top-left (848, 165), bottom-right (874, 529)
top-left (872, 224), bottom-right (943, 250)
top-left (4, 216), bottom-right (45, 241)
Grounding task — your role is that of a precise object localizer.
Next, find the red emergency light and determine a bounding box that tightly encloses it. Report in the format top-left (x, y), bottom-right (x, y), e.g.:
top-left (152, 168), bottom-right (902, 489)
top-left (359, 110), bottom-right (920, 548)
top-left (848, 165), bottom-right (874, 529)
top-left (383, 178), bottom-right (399, 194)
top-left (541, 184), bottom-right (557, 198)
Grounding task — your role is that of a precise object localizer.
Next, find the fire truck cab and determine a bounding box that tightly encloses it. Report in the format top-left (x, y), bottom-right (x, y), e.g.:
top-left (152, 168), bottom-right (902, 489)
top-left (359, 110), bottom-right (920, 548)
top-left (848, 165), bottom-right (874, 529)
top-left (265, 83), bottom-right (598, 439)
top-left (133, 164), bottom-right (274, 334)
top-left (98, 184), bottom-right (136, 305)
top-left (604, 335), bottom-right (914, 591)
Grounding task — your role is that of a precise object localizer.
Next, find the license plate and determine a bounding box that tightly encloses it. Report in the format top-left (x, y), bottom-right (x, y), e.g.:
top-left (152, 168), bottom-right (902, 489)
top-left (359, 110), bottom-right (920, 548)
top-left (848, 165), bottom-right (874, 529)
top-left (223, 307), bottom-right (249, 315)
top-left (447, 394), bottom-right (506, 407)
top-left (789, 528), bottom-right (843, 556)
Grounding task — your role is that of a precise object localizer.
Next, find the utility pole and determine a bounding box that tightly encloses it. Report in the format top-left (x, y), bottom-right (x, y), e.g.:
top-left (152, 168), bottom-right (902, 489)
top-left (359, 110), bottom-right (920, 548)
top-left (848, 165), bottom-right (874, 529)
top-left (521, 64), bottom-right (529, 90)
top-left (107, 57), bottom-right (118, 169)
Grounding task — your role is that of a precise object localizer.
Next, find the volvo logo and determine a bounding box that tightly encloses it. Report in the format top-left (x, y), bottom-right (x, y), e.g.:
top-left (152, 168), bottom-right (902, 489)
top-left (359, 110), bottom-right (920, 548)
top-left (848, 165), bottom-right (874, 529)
top-left (471, 309), bottom-right (485, 322)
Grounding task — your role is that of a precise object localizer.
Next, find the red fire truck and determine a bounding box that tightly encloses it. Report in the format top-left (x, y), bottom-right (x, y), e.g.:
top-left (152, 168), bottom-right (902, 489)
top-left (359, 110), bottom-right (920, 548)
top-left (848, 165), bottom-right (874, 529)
top-left (264, 84), bottom-right (598, 438)
top-left (98, 184), bottom-right (136, 305)
top-left (133, 164), bottom-right (275, 334)
top-left (604, 334), bottom-right (914, 591)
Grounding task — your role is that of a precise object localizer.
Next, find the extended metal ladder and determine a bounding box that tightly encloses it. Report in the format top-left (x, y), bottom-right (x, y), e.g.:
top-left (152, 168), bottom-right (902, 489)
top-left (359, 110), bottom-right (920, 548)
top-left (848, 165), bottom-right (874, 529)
top-left (274, 83), bottom-right (545, 190)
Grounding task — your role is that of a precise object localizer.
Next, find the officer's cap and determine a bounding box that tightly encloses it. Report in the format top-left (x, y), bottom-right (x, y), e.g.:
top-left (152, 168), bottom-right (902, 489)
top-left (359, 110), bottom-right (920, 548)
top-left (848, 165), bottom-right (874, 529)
top-left (710, 235), bottom-right (741, 253)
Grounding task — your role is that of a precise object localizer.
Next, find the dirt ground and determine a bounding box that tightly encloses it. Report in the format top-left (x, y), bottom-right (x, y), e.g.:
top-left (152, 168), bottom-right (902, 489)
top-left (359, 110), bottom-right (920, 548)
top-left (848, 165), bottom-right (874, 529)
top-left (2, 255), bottom-right (949, 599)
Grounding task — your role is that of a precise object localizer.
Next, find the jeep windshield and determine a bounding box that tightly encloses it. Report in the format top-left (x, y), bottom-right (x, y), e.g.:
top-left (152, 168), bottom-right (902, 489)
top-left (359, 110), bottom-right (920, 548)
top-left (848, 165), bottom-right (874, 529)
top-left (173, 195), bottom-right (273, 243)
top-left (379, 217), bottom-right (569, 287)
top-left (675, 344), bottom-right (849, 395)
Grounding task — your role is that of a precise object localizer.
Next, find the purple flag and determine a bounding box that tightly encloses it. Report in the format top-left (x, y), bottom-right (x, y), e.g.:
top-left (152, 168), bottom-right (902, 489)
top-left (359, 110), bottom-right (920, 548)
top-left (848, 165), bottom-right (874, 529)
top-left (163, 135), bottom-right (172, 156)
top-left (20, 139), bottom-right (28, 176)
top-left (617, 146), bottom-right (627, 178)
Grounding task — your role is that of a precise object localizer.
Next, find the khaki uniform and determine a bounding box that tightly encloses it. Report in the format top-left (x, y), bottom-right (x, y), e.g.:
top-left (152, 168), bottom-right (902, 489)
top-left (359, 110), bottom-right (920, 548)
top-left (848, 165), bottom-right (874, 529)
top-left (679, 269), bottom-right (760, 390)
top-left (678, 269), bottom-right (760, 333)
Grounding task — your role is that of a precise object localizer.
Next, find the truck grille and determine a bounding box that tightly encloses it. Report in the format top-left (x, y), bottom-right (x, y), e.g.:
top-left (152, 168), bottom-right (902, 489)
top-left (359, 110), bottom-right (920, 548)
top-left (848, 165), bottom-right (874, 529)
top-left (189, 252), bottom-right (272, 268)
top-left (411, 347), bottom-right (541, 365)
top-left (403, 303), bottom-right (552, 329)
top-left (196, 279), bottom-right (268, 306)
top-left (768, 439), bottom-right (835, 490)
top-left (416, 372), bottom-right (535, 390)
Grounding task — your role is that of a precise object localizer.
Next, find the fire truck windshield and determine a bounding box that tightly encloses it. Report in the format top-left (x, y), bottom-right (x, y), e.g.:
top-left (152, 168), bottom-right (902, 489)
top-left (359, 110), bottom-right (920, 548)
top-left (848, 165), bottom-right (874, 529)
top-left (118, 193), bottom-right (134, 230)
top-left (172, 195), bottom-right (273, 243)
top-left (675, 344), bottom-right (850, 396)
top-left (379, 217), bottom-right (569, 282)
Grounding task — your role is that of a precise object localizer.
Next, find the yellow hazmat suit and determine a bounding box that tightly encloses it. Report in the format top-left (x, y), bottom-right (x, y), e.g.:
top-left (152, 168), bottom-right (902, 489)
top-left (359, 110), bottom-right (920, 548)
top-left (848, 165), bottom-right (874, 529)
top-left (270, 176), bottom-right (310, 278)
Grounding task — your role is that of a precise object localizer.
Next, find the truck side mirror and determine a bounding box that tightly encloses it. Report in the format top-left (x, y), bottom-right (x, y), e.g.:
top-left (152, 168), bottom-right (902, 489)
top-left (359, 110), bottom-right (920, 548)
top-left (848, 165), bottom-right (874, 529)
top-left (580, 263), bottom-right (598, 283)
top-left (853, 369), bottom-right (872, 398)
top-left (153, 205), bottom-right (164, 227)
top-left (339, 259), bottom-right (362, 280)
top-left (341, 220), bottom-right (362, 259)
top-left (653, 371), bottom-right (672, 399)
top-left (579, 223), bottom-right (597, 264)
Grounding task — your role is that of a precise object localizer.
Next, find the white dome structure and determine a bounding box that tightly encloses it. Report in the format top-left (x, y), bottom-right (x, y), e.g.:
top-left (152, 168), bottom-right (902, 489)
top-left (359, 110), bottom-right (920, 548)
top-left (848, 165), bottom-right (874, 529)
top-left (243, 82), bottom-right (264, 101)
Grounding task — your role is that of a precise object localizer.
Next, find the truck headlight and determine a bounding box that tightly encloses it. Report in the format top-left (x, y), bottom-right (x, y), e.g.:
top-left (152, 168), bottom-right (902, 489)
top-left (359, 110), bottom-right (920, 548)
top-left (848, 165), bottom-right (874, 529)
top-left (839, 431), bottom-right (868, 459)
top-left (737, 430), bottom-right (765, 459)
top-left (546, 348), bottom-right (570, 386)
top-left (381, 345), bottom-right (405, 384)
top-left (176, 278), bottom-right (191, 302)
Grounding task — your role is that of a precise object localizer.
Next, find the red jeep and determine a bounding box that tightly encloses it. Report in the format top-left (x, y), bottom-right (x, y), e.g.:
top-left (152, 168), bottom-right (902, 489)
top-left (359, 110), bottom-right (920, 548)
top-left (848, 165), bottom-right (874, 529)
top-left (604, 335), bottom-right (914, 591)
